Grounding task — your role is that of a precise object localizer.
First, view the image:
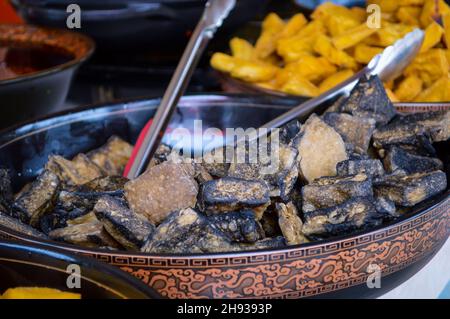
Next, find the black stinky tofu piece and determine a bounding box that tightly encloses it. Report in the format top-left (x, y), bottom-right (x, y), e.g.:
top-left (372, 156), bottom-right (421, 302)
top-left (166, 153), bottom-right (213, 184)
top-left (387, 110), bottom-right (449, 143)
top-left (383, 146), bottom-right (443, 175)
top-left (302, 174), bottom-right (373, 213)
top-left (276, 202), bottom-right (308, 245)
top-left (374, 196), bottom-right (398, 219)
top-left (94, 196), bottom-right (155, 250)
top-left (302, 197), bottom-right (381, 237)
top-left (0, 169), bottom-right (13, 213)
top-left (200, 177), bottom-right (270, 219)
top-left (336, 159), bottom-right (385, 178)
top-left (374, 170), bottom-right (447, 207)
top-left (207, 210), bottom-right (264, 243)
top-left (280, 120), bottom-right (301, 144)
top-left (0, 211), bottom-right (48, 239)
top-left (46, 154), bottom-right (105, 186)
top-left (339, 75), bottom-right (396, 126)
top-left (49, 221), bottom-right (122, 249)
top-left (13, 170), bottom-right (59, 227)
top-left (202, 147), bottom-right (231, 178)
top-left (238, 236), bottom-right (286, 251)
top-left (323, 112), bottom-right (376, 154)
top-left (228, 143), bottom-right (299, 200)
top-left (292, 114), bottom-right (348, 183)
top-left (80, 176), bottom-right (128, 193)
top-left (141, 208), bottom-right (234, 254)
top-left (87, 136), bottom-right (133, 176)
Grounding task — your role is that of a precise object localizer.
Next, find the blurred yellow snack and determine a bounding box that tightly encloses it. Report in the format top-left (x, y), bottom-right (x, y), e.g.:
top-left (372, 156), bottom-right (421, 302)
top-left (385, 88), bottom-right (400, 102)
top-left (420, 21), bottom-right (444, 53)
top-left (230, 38), bottom-right (255, 60)
top-left (314, 35), bottom-right (358, 69)
top-left (354, 44), bottom-right (383, 64)
top-left (405, 49), bottom-right (449, 87)
top-left (211, 52), bottom-right (236, 73)
top-left (230, 60), bottom-right (278, 83)
top-left (255, 13), bottom-right (285, 59)
top-left (319, 69), bottom-right (354, 93)
top-left (367, 0), bottom-right (399, 13)
top-left (443, 14), bottom-right (450, 47)
top-left (2, 287), bottom-right (81, 299)
top-left (211, 1), bottom-right (450, 102)
top-left (394, 75), bottom-right (424, 101)
top-left (414, 75), bottom-right (450, 102)
top-left (279, 13), bottom-right (308, 39)
top-left (332, 23), bottom-right (377, 50)
top-left (281, 75), bottom-right (320, 97)
top-left (420, 0), bottom-right (450, 28)
top-left (396, 6), bottom-right (422, 25)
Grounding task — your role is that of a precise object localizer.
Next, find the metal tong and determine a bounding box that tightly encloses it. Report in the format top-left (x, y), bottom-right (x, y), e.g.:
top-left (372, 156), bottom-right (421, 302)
top-left (125, 0), bottom-right (236, 179)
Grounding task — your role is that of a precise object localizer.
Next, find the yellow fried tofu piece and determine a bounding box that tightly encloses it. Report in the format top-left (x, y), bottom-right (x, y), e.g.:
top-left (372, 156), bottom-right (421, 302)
top-left (445, 50), bottom-right (450, 65)
top-left (314, 35), bottom-right (358, 69)
top-left (385, 88), bottom-right (400, 102)
top-left (277, 36), bottom-right (316, 63)
top-left (420, 0), bottom-right (450, 28)
top-left (398, 0), bottom-right (425, 5)
top-left (405, 49), bottom-right (449, 87)
top-left (414, 74), bottom-right (450, 102)
top-left (285, 55), bottom-right (337, 83)
top-left (312, 2), bottom-right (364, 23)
top-left (326, 14), bottom-right (361, 37)
top-left (394, 75), bottom-right (424, 101)
top-left (255, 13), bottom-right (285, 59)
top-left (230, 60), bottom-right (278, 83)
top-left (332, 23), bottom-right (377, 50)
top-left (2, 287), bottom-right (81, 299)
top-left (367, 0), bottom-right (399, 13)
top-left (281, 75), bottom-right (320, 97)
top-left (350, 7), bottom-right (367, 22)
top-left (319, 69), bottom-right (354, 93)
top-left (420, 21), bottom-right (445, 53)
top-left (443, 14), bottom-right (450, 48)
top-left (396, 6), bottom-right (422, 26)
top-left (230, 38), bottom-right (255, 61)
top-left (279, 13), bottom-right (308, 39)
top-left (210, 52), bottom-right (236, 73)
top-left (354, 44), bottom-right (383, 64)
top-left (372, 23), bottom-right (415, 47)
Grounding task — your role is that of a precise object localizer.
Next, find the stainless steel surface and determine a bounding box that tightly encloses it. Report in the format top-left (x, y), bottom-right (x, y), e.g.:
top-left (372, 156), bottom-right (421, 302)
top-left (256, 28), bottom-right (425, 139)
top-left (126, 0), bottom-right (236, 179)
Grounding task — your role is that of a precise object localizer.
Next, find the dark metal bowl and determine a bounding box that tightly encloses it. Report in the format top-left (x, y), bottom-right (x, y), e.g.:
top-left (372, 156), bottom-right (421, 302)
top-left (0, 24), bottom-right (95, 129)
top-left (0, 94), bottom-right (448, 299)
top-left (0, 240), bottom-right (159, 298)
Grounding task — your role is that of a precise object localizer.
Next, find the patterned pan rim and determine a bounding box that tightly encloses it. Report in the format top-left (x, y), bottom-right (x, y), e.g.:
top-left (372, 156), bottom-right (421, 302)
top-left (0, 97), bottom-right (448, 263)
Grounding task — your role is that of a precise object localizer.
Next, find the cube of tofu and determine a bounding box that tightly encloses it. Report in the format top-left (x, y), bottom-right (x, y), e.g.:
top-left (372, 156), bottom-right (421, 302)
top-left (276, 202), bottom-right (308, 245)
top-left (293, 114), bottom-right (348, 183)
top-left (383, 146), bottom-right (443, 175)
top-left (301, 174), bottom-right (373, 213)
top-left (339, 75), bottom-right (396, 126)
top-left (319, 69), bottom-right (354, 93)
top-left (332, 24), bottom-right (377, 50)
top-left (302, 197), bottom-right (381, 238)
top-left (374, 171), bottom-right (447, 206)
top-left (141, 208), bottom-right (234, 254)
top-left (13, 170), bottom-right (60, 227)
top-left (94, 195), bottom-right (155, 250)
top-left (420, 21), bottom-right (445, 53)
top-left (200, 177), bottom-right (270, 219)
top-left (414, 75), bottom-right (450, 102)
top-left (396, 6), bottom-right (422, 26)
top-left (87, 136), bottom-right (133, 176)
top-left (314, 35), bottom-right (358, 70)
top-left (322, 112), bottom-right (376, 154)
top-left (336, 159), bottom-right (385, 178)
top-left (404, 49), bottom-right (449, 88)
top-left (124, 161), bottom-right (198, 224)
top-left (394, 75), bottom-right (423, 102)
top-left (46, 154), bottom-right (104, 186)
